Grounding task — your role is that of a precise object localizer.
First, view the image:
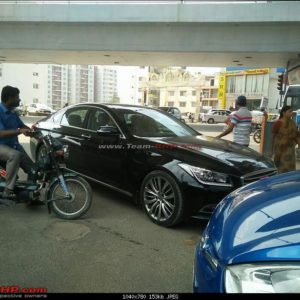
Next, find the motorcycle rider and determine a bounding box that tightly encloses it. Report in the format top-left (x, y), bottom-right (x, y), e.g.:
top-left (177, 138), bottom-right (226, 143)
top-left (0, 86), bottom-right (34, 199)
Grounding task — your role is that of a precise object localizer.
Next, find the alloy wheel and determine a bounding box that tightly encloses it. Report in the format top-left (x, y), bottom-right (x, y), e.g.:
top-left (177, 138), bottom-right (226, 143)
top-left (143, 176), bottom-right (175, 222)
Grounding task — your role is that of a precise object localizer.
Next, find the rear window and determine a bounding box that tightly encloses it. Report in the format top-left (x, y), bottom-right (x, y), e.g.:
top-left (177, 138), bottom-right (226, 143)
top-left (159, 107), bottom-right (169, 112)
top-left (61, 108), bottom-right (89, 128)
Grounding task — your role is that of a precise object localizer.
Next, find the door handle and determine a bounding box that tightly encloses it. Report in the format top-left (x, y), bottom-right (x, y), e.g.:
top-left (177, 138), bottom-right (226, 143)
top-left (81, 134), bottom-right (91, 139)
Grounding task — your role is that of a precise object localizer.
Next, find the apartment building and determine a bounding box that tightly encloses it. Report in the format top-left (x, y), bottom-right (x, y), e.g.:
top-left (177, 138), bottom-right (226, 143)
top-left (0, 63), bottom-right (48, 107)
top-left (0, 63), bottom-right (119, 110)
top-left (67, 65), bottom-right (95, 106)
top-left (94, 66), bottom-right (118, 103)
top-left (47, 64), bottom-right (68, 109)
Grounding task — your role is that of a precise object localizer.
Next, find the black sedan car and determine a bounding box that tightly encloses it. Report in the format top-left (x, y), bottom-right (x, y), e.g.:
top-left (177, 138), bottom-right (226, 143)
top-left (30, 103), bottom-right (277, 227)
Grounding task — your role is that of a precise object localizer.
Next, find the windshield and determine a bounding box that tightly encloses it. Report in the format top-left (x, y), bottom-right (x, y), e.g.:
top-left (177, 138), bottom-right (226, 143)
top-left (158, 107), bottom-right (169, 112)
top-left (114, 107), bottom-right (198, 137)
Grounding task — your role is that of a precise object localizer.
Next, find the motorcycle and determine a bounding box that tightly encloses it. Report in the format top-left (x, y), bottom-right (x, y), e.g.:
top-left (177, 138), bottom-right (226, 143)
top-left (253, 124), bottom-right (262, 144)
top-left (0, 129), bottom-right (92, 219)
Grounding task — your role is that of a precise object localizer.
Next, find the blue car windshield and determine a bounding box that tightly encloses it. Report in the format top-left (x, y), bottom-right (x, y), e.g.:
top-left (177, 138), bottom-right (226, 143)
top-left (114, 108), bottom-right (198, 137)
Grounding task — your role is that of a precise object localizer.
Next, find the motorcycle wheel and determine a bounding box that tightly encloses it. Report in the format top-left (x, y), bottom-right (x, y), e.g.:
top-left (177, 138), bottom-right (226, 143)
top-left (253, 130), bottom-right (261, 144)
top-left (48, 176), bottom-right (92, 220)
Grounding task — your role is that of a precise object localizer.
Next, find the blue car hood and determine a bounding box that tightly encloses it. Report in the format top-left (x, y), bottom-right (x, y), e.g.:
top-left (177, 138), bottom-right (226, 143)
top-left (206, 171), bottom-right (300, 264)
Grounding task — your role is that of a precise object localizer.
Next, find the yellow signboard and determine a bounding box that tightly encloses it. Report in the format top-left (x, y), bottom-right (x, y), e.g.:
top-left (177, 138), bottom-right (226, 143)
top-left (218, 74), bottom-right (226, 109)
top-left (226, 68), bottom-right (269, 76)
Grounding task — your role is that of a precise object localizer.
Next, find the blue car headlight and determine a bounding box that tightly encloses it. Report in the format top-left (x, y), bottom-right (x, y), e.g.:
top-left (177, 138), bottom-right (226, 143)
top-left (225, 263), bottom-right (300, 293)
top-left (179, 163), bottom-right (233, 187)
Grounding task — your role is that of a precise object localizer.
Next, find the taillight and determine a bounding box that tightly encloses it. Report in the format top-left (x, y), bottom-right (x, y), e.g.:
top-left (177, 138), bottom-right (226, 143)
top-left (0, 167), bottom-right (7, 178)
top-left (55, 146), bottom-right (69, 159)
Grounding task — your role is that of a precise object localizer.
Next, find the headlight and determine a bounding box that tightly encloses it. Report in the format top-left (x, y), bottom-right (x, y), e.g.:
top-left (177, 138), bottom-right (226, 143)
top-left (179, 163), bottom-right (232, 187)
top-left (225, 263), bottom-right (300, 293)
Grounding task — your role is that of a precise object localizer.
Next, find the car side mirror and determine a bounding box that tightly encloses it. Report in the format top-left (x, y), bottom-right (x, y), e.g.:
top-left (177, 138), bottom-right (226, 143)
top-left (97, 126), bottom-right (120, 136)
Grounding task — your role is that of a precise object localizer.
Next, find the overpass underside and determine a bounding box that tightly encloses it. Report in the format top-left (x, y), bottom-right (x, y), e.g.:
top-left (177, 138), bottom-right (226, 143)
top-left (0, 2), bottom-right (300, 67)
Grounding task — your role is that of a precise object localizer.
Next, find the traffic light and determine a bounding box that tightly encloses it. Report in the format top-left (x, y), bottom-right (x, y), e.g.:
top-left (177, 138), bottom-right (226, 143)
top-left (277, 74), bottom-right (284, 94)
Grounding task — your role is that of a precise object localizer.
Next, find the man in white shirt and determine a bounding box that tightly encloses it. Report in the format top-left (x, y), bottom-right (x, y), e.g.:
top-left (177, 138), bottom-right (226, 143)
top-left (217, 95), bottom-right (252, 146)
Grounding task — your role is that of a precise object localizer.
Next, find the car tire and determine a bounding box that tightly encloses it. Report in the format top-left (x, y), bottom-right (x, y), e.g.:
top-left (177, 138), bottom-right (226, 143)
top-left (207, 118), bottom-right (214, 124)
top-left (140, 170), bottom-right (185, 227)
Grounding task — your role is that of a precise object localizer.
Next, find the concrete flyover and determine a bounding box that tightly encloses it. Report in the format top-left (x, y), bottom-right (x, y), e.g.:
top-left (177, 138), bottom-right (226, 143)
top-left (0, 0), bottom-right (300, 67)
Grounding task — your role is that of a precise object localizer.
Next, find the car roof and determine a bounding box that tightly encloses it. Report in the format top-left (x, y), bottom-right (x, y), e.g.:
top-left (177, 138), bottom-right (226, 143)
top-left (66, 103), bottom-right (170, 116)
top-left (69, 102), bottom-right (145, 108)
top-left (158, 106), bottom-right (177, 109)
top-left (207, 109), bottom-right (230, 113)
top-left (66, 103), bottom-right (182, 111)
top-left (210, 109), bottom-right (228, 111)
top-left (69, 103), bottom-right (151, 110)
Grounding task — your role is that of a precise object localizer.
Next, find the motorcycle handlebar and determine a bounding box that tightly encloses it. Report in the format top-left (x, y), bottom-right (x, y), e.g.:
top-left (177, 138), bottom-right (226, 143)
top-left (28, 129), bottom-right (42, 138)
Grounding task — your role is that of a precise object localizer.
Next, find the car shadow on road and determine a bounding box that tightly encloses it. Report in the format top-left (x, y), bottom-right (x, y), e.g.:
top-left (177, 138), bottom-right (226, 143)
top-left (88, 181), bottom-right (207, 234)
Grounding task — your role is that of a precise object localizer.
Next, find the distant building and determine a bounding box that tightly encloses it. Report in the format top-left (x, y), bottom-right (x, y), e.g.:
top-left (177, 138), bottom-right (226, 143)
top-left (66, 65), bottom-right (94, 107)
top-left (94, 66), bottom-right (118, 103)
top-left (139, 67), bottom-right (219, 113)
top-left (0, 63), bottom-right (48, 107)
top-left (0, 63), bottom-right (119, 110)
top-left (47, 64), bottom-right (69, 110)
top-left (116, 66), bottom-right (148, 105)
top-left (221, 67), bottom-right (284, 112)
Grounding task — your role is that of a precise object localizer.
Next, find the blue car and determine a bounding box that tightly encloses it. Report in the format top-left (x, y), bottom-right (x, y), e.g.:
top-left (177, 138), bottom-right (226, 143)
top-left (193, 171), bottom-right (300, 293)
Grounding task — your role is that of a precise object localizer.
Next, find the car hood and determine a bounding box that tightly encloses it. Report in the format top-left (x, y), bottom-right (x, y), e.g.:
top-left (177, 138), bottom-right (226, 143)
top-left (205, 171), bottom-right (300, 264)
top-left (157, 135), bottom-right (274, 174)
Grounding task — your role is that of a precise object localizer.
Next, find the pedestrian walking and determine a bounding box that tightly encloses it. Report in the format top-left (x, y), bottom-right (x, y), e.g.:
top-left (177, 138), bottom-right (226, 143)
top-left (270, 105), bottom-right (300, 173)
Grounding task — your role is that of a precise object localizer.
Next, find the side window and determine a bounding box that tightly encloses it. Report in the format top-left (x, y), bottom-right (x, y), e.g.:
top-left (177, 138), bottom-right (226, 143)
top-left (86, 109), bottom-right (116, 131)
top-left (61, 108), bottom-right (88, 128)
top-left (52, 109), bottom-right (65, 124)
